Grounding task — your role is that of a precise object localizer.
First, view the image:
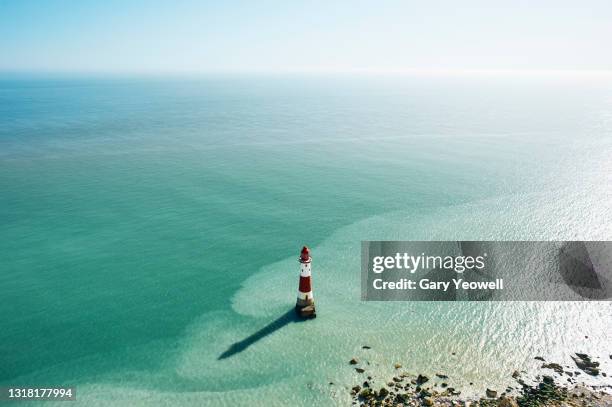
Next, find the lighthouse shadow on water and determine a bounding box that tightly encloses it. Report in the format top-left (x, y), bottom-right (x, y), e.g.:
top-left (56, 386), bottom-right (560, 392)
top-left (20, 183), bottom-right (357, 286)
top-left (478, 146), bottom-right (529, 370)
top-left (218, 246), bottom-right (316, 360)
top-left (217, 308), bottom-right (305, 360)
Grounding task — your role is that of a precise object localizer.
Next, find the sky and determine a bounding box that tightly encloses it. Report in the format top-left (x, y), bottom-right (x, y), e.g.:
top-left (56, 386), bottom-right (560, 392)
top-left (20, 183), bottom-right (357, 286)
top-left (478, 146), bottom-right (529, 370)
top-left (1, 0), bottom-right (611, 74)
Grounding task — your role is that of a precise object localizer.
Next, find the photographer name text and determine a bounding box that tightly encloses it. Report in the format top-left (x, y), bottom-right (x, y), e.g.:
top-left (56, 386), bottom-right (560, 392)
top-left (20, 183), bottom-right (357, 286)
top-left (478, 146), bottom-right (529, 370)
top-left (372, 278), bottom-right (503, 291)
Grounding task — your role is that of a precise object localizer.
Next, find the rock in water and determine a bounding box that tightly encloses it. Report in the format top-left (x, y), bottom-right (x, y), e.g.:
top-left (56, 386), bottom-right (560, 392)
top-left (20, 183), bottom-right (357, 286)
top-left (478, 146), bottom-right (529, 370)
top-left (572, 353), bottom-right (600, 376)
top-left (542, 362), bottom-right (564, 375)
top-left (349, 358), bottom-right (358, 365)
top-left (498, 396), bottom-right (519, 407)
top-left (541, 375), bottom-right (554, 384)
top-left (416, 374), bottom-right (429, 384)
top-left (358, 388), bottom-right (372, 399)
top-left (486, 388), bottom-right (498, 398)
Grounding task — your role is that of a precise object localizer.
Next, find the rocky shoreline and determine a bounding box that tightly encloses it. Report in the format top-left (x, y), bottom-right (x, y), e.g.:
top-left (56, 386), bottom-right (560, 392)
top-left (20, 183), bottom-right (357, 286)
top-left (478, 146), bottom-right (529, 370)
top-left (340, 349), bottom-right (612, 406)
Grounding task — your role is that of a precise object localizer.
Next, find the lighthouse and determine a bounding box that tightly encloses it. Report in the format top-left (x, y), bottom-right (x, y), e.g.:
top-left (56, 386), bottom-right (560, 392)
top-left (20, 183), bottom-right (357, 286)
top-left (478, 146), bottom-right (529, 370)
top-left (296, 246), bottom-right (316, 318)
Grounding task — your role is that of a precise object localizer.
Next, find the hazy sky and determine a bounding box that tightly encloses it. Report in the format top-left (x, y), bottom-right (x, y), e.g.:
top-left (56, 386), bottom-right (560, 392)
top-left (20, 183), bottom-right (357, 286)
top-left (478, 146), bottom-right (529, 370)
top-left (1, 0), bottom-right (611, 74)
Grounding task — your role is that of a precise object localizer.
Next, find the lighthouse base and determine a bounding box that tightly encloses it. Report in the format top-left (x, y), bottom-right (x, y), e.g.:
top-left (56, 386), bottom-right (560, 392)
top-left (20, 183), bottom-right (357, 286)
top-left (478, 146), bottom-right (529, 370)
top-left (295, 304), bottom-right (316, 319)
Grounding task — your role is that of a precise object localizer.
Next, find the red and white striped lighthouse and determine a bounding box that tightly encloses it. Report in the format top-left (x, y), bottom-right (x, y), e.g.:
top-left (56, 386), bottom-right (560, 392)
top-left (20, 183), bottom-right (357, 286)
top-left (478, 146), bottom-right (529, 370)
top-left (296, 246), bottom-right (316, 318)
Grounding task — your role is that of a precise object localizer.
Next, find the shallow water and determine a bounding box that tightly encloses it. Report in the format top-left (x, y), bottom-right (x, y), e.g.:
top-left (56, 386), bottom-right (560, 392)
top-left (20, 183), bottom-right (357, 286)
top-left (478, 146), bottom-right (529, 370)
top-left (1, 74), bottom-right (611, 405)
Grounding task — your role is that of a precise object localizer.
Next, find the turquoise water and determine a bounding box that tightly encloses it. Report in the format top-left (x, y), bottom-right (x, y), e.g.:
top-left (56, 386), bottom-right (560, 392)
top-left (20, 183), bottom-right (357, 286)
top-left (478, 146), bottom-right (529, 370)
top-left (1, 74), bottom-right (611, 405)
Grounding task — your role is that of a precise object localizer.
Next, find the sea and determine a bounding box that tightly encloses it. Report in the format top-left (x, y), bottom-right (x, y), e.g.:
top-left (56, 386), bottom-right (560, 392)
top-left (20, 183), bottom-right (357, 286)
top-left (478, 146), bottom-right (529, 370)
top-left (1, 73), bottom-right (611, 406)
